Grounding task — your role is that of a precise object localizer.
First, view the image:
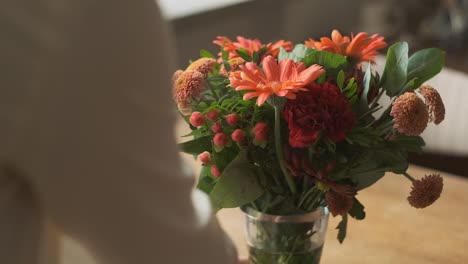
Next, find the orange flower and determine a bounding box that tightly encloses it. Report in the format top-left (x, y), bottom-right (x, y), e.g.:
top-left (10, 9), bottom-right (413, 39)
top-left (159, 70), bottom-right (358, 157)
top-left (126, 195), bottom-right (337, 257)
top-left (266, 40), bottom-right (294, 58)
top-left (213, 36), bottom-right (292, 60)
top-left (229, 56), bottom-right (325, 106)
top-left (305, 30), bottom-right (387, 63)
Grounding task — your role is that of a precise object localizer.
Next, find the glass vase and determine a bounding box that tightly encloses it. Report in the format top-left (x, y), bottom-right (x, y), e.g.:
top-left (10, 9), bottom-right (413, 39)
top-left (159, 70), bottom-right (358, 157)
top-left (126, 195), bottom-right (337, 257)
top-left (242, 207), bottom-right (329, 264)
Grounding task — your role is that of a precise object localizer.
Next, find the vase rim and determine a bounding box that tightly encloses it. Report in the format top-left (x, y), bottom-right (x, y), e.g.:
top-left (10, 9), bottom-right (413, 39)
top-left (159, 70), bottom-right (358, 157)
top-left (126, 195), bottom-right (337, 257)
top-left (241, 206), bottom-right (329, 223)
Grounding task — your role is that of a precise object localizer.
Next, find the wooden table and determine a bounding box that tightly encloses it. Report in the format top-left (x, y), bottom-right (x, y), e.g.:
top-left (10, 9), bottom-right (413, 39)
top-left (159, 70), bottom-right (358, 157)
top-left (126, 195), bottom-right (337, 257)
top-left (214, 165), bottom-right (468, 263)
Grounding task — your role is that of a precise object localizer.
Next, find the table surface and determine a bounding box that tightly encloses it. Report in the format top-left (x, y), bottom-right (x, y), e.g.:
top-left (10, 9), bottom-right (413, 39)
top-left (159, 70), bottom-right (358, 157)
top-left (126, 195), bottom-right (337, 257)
top-left (214, 165), bottom-right (468, 263)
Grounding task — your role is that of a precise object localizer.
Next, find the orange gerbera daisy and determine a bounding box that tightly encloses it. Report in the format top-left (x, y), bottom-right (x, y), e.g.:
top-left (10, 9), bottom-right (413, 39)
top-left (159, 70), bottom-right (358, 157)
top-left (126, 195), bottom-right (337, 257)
top-left (229, 56), bottom-right (325, 106)
top-left (305, 30), bottom-right (387, 63)
top-left (213, 36), bottom-right (292, 60)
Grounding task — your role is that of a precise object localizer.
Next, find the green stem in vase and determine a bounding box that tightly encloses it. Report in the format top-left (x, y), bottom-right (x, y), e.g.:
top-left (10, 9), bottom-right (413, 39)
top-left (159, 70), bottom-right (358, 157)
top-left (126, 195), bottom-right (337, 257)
top-left (273, 104), bottom-right (297, 194)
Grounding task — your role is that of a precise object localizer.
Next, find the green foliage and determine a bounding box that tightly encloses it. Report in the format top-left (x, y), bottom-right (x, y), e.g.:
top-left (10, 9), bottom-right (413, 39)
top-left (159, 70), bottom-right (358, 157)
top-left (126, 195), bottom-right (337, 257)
top-left (337, 70), bottom-right (345, 90)
top-left (393, 134), bottom-right (426, 153)
top-left (200, 49), bottom-right (215, 58)
top-left (209, 151), bottom-right (264, 210)
top-left (348, 144), bottom-right (409, 190)
top-left (381, 42), bottom-right (409, 96)
top-left (336, 214), bottom-right (348, 243)
top-left (341, 77), bottom-right (359, 104)
top-left (346, 126), bottom-right (382, 147)
top-left (278, 45), bottom-right (348, 73)
top-left (303, 49), bottom-right (348, 71)
top-left (178, 136), bottom-right (212, 156)
top-left (407, 48), bottom-right (445, 88)
top-left (213, 146), bottom-right (238, 172)
top-left (197, 166), bottom-right (217, 194)
top-left (357, 63), bottom-right (373, 116)
top-left (236, 48), bottom-right (253, 62)
top-left (348, 198), bottom-right (366, 220)
top-left (278, 44), bottom-right (308, 62)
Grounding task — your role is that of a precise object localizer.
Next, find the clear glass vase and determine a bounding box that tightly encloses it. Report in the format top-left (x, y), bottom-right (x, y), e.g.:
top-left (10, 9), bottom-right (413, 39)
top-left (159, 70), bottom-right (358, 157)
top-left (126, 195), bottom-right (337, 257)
top-left (242, 207), bottom-right (329, 264)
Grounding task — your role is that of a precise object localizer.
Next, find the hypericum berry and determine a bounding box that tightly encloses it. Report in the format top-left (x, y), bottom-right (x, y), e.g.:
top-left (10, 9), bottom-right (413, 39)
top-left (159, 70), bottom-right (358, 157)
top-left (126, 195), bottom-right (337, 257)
top-left (189, 111), bottom-right (205, 127)
top-left (253, 122), bottom-right (269, 141)
top-left (198, 151), bottom-right (212, 164)
top-left (213, 133), bottom-right (228, 146)
top-left (211, 122), bottom-right (223, 133)
top-left (211, 165), bottom-right (221, 178)
top-left (206, 109), bottom-right (220, 121)
top-left (225, 113), bottom-right (239, 127)
top-left (231, 129), bottom-right (245, 142)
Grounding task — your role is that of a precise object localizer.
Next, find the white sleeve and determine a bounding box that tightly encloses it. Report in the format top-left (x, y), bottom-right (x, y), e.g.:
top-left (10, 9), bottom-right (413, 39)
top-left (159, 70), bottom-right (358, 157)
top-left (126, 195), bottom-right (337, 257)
top-left (2, 0), bottom-right (237, 263)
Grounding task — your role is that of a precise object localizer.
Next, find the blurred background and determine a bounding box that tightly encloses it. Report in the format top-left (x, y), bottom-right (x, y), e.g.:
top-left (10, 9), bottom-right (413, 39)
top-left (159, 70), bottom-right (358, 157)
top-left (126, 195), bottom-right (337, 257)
top-left (159, 0), bottom-right (468, 176)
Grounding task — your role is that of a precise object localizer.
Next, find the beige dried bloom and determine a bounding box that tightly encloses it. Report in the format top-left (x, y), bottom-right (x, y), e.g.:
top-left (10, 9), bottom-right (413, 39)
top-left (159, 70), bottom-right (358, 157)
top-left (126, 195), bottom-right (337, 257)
top-left (172, 70), bottom-right (205, 114)
top-left (418, 85), bottom-right (445, 125)
top-left (219, 57), bottom-right (245, 76)
top-left (390, 92), bottom-right (429, 135)
top-left (172, 70), bottom-right (184, 84)
top-left (408, 174), bottom-right (444, 208)
top-left (186, 58), bottom-right (216, 78)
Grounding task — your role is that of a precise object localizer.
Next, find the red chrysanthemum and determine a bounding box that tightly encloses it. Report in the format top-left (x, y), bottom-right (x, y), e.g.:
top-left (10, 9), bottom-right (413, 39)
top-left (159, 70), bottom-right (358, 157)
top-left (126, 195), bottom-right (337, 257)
top-left (283, 82), bottom-right (355, 147)
top-left (408, 174), bottom-right (444, 208)
top-left (325, 190), bottom-right (354, 217)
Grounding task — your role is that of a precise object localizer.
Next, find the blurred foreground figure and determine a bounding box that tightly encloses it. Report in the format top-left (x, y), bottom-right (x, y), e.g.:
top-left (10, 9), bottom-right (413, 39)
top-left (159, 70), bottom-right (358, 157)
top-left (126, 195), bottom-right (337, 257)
top-left (0, 1), bottom-right (237, 263)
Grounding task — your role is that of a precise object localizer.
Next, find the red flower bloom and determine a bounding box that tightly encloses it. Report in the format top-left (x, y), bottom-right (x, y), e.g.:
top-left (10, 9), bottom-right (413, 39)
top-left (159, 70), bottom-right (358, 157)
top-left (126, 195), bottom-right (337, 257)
top-left (283, 82), bottom-right (355, 147)
top-left (206, 109), bottom-right (220, 121)
top-left (253, 122), bottom-right (269, 141)
top-left (189, 112), bottom-right (205, 127)
top-left (213, 133), bottom-right (228, 146)
top-left (198, 151), bottom-right (212, 164)
top-left (211, 165), bottom-right (221, 178)
top-left (225, 113), bottom-right (239, 127)
top-left (325, 190), bottom-right (354, 217)
top-left (211, 122), bottom-right (223, 133)
top-left (231, 129), bottom-right (245, 142)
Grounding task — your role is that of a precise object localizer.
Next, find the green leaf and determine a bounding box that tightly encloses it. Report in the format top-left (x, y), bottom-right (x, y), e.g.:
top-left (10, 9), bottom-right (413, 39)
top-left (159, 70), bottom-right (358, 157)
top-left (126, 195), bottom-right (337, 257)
top-left (291, 44), bottom-right (308, 61)
top-left (197, 166), bottom-right (217, 194)
top-left (200, 49), bottom-right (215, 58)
top-left (359, 63), bottom-right (372, 111)
top-left (381, 42), bottom-right (409, 96)
top-left (236, 48), bottom-right (252, 62)
top-left (178, 136), bottom-right (212, 155)
top-left (252, 51), bottom-right (260, 63)
top-left (213, 147), bottom-right (239, 172)
top-left (348, 198), bottom-right (366, 220)
top-left (277, 44), bottom-right (308, 62)
top-left (303, 49), bottom-right (348, 70)
top-left (337, 70), bottom-right (345, 90)
top-left (209, 151), bottom-right (264, 210)
top-left (394, 134), bottom-right (426, 153)
top-left (278, 47), bottom-right (290, 62)
top-left (336, 214), bottom-right (348, 243)
top-left (405, 78), bottom-right (417, 91)
top-left (353, 171), bottom-right (386, 190)
top-left (407, 48), bottom-right (445, 88)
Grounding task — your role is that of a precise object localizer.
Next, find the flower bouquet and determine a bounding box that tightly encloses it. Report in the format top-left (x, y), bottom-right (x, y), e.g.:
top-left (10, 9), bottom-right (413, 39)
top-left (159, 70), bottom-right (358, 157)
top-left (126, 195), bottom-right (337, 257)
top-left (173, 30), bottom-right (446, 264)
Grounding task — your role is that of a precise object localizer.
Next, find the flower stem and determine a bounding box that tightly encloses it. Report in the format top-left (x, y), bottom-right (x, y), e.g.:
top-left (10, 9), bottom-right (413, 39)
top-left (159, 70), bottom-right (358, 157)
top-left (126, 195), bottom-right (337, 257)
top-left (273, 105), bottom-right (297, 194)
top-left (403, 172), bottom-right (416, 182)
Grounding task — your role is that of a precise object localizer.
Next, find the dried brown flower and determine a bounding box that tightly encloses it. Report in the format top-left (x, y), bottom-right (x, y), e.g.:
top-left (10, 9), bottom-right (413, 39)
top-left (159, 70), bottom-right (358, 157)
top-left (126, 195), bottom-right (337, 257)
top-left (408, 174), bottom-right (444, 208)
top-left (219, 57), bottom-right (245, 76)
top-left (390, 92), bottom-right (429, 135)
top-left (172, 70), bottom-right (205, 114)
top-left (419, 85), bottom-right (445, 125)
top-left (325, 190), bottom-right (354, 217)
top-left (186, 58), bottom-right (216, 78)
